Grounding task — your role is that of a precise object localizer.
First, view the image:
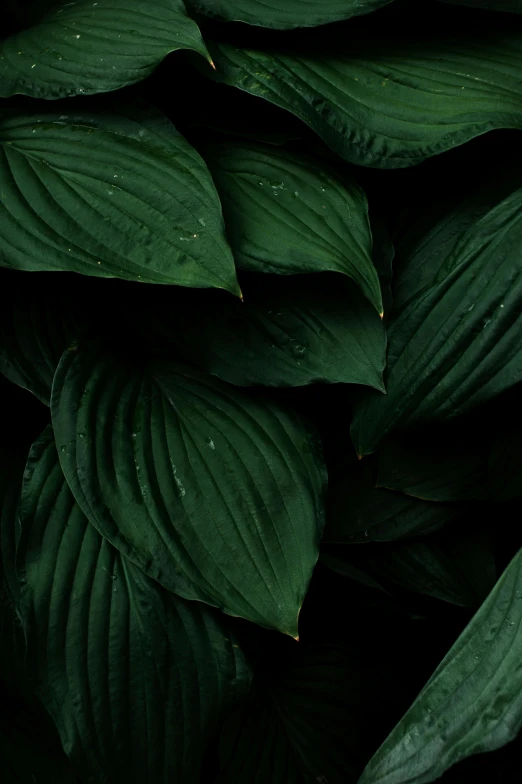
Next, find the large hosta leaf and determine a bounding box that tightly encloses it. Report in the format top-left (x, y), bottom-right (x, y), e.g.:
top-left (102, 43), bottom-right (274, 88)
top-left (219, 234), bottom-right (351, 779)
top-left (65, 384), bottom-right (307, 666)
top-left (351, 186), bottom-right (522, 455)
top-left (17, 426), bottom-right (250, 783)
top-left (133, 274), bottom-right (386, 390)
top-left (0, 0), bottom-right (209, 99)
top-left (203, 142), bottom-right (382, 313)
top-left (208, 22), bottom-right (522, 168)
top-left (219, 645), bottom-right (401, 784)
top-left (51, 344), bottom-right (325, 636)
top-left (359, 548), bottom-right (522, 784)
top-left (0, 102), bottom-right (238, 293)
top-left (186, 0), bottom-right (394, 30)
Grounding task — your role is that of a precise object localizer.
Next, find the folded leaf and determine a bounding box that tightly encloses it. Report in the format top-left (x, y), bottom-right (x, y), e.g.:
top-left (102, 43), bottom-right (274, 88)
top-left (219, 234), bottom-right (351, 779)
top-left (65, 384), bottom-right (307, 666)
top-left (51, 344), bottom-right (326, 636)
top-left (17, 426), bottom-right (251, 783)
top-left (0, 0), bottom-right (209, 99)
top-left (352, 187), bottom-right (522, 455)
top-left (0, 102), bottom-right (238, 293)
top-left (186, 0), bottom-right (394, 29)
top-left (134, 274), bottom-right (386, 390)
top-left (359, 548), bottom-right (522, 784)
top-left (208, 22), bottom-right (522, 168)
top-left (203, 141), bottom-right (382, 313)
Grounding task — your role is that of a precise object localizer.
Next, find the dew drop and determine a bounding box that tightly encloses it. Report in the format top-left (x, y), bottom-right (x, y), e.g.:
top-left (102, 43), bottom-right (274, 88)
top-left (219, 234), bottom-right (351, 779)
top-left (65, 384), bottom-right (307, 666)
top-left (206, 437), bottom-right (215, 450)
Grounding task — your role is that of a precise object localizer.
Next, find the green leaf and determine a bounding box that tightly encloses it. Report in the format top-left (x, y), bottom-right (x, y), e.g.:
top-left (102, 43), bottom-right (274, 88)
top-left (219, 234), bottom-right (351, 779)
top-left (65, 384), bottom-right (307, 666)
top-left (0, 0), bottom-right (209, 99)
top-left (324, 456), bottom-right (458, 543)
top-left (186, 0), bottom-right (394, 30)
top-left (51, 343), bottom-right (326, 636)
top-left (203, 141), bottom-right (383, 313)
top-left (133, 274), bottom-right (386, 390)
top-left (0, 275), bottom-right (82, 405)
top-left (351, 186), bottom-right (522, 455)
top-left (377, 423), bottom-right (489, 502)
top-left (207, 22), bottom-right (522, 168)
top-left (0, 102), bottom-right (239, 294)
top-left (391, 161), bottom-right (522, 313)
top-left (358, 548), bottom-right (522, 784)
top-left (332, 531), bottom-right (496, 608)
top-left (219, 646), bottom-right (400, 784)
top-left (17, 425), bottom-right (251, 783)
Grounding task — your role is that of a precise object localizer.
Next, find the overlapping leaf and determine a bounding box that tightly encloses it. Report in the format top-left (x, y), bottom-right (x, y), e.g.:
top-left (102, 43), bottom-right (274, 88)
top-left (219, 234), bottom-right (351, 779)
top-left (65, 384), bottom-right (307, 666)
top-left (0, 0), bottom-right (210, 99)
top-left (0, 102), bottom-right (238, 293)
top-left (186, 0), bottom-right (394, 30)
top-left (208, 21), bottom-right (522, 168)
top-left (203, 141), bottom-right (383, 313)
top-left (17, 426), bottom-right (251, 783)
top-left (377, 425), bottom-right (489, 502)
top-left (219, 646), bottom-right (400, 784)
top-left (51, 343), bottom-right (326, 636)
top-left (133, 274), bottom-right (386, 390)
top-left (324, 457), bottom-right (458, 543)
top-left (326, 532), bottom-right (496, 608)
top-left (352, 186), bottom-right (522, 455)
top-left (359, 549), bottom-right (522, 784)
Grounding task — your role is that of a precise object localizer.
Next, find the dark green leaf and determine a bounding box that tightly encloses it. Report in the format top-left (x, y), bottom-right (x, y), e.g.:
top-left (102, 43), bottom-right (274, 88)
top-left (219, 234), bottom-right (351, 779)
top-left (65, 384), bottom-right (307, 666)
top-left (208, 22), bottom-right (522, 168)
top-left (391, 161), bottom-right (522, 313)
top-left (0, 102), bottom-right (238, 293)
top-left (0, 0), bottom-right (209, 99)
top-left (134, 274), bottom-right (386, 390)
top-left (377, 423), bottom-right (489, 502)
top-left (324, 456), bottom-right (458, 543)
top-left (329, 531), bottom-right (496, 608)
top-left (219, 646), bottom-right (399, 784)
top-left (203, 141), bottom-right (382, 313)
top-left (17, 426), bottom-right (251, 783)
top-left (359, 548), bottom-right (522, 784)
top-left (186, 0), bottom-right (394, 30)
top-left (51, 344), bottom-right (326, 636)
top-left (351, 186), bottom-right (522, 455)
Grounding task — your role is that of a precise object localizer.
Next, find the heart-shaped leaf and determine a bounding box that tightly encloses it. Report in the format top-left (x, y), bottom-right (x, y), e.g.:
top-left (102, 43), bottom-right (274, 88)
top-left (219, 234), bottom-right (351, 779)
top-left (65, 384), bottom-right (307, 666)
top-left (51, 343), bottom-right (326, 636)
top-left (17, 426), bottom-right (251, 783)
top-left (0, 102), bottom-right (238, 293)
top-left (359, 548), bottom-right (522, 784)
top-left (207, 20), bottom-right (522, 168)
top-left (203, 141), bottom-right (382, 313)
top-left (0, 0), bottom-right (210, 99)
